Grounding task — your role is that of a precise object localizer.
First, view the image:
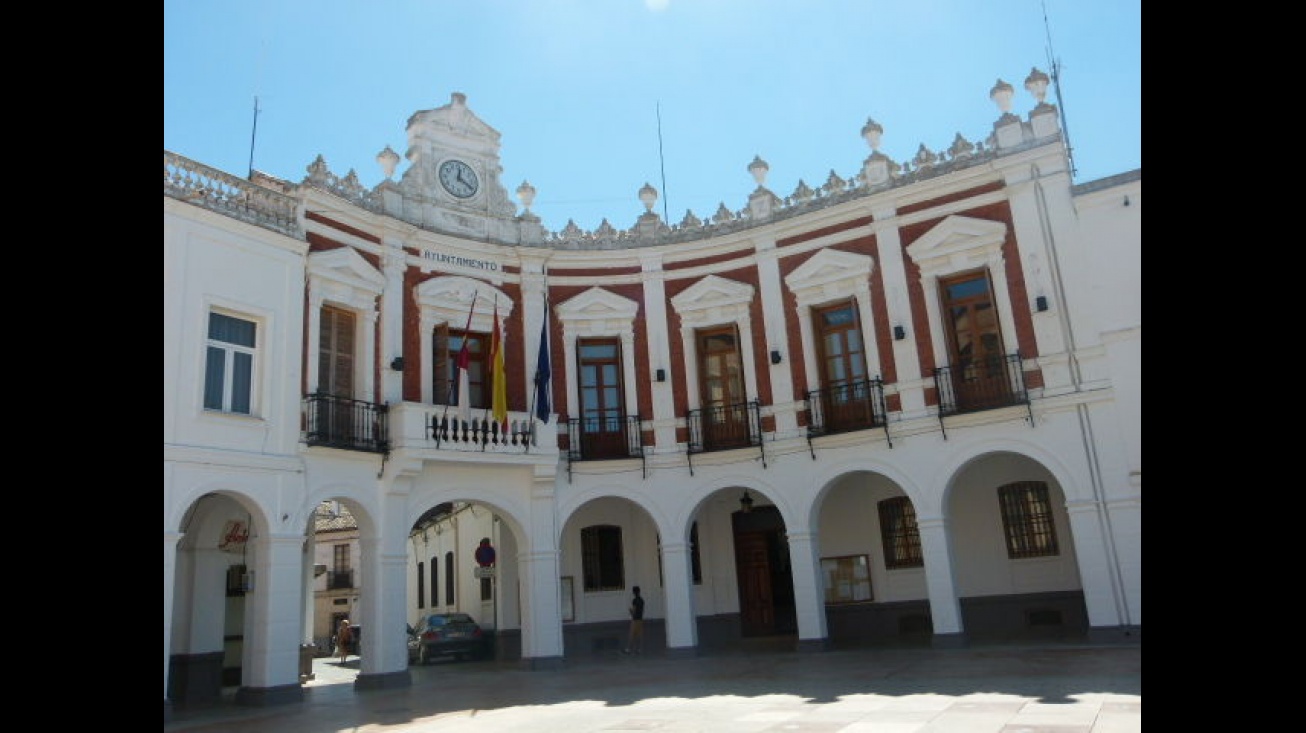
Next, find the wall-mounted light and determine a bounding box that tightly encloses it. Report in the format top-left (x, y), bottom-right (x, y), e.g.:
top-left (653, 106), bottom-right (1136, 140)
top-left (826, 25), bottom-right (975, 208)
top-left (1035, 296), bottom-right (1049, 312)
top-left (739, 490), bottom-right (754, 514)
top-left (770, 350), bottom-right (782, 365)
top-left (390, 356), bottom-right (405, 371)
top-left (893, 325), bottom-right (906, 341)
top-left (655, 368), bottom-right (666, 382)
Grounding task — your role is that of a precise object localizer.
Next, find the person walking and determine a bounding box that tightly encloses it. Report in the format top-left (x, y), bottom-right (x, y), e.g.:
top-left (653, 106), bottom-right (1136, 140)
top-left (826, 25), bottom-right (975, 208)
top-left (336, 619), bottom-right (353, 664)
top-left (622, 586), bottom-right (644, 655)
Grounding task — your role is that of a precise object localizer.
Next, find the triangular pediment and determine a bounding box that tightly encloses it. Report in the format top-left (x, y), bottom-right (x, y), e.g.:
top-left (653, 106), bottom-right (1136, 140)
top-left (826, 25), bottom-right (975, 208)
top-left (906, 215), bottom-right (1007, 264)
top-left (556, 287), bottom-right (640, 321)
top-left (786, 249), bottom-right (873, 290)
top-left (416, 276), bottom-right (513, 328)
top-left (671, 275), bottom-right (754, 312)
top-left (308, 248), bottom-right (386, 292)
top-left (405, 93), bottom-right (501, 148)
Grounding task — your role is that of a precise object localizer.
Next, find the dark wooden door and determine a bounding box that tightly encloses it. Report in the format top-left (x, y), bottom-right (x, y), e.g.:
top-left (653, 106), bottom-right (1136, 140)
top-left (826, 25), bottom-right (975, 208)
top-left (734, 531), bottom-right (774, 636)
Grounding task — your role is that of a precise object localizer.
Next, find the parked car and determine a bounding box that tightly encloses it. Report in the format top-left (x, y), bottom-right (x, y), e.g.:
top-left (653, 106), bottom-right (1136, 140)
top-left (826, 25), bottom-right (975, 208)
top-left (407, 613), bottom-right (488, 664)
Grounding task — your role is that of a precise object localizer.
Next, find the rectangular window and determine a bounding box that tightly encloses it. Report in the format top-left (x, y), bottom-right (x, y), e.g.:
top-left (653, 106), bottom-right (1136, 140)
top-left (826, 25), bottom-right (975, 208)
top-left (878, 497), bottom-right (924, 569)
top-left (204, 311), bottom-right (257, 414)
top-left (433, 324), bottom-right (489, 408)
top-left (820, 554), bottom-right (873, 604)
top-left (445, 552), bottom-right (456, 604)
top-left (576, 338), bottom-right (628, 459)
top-left (998, 481), bottom-right (1060, 559)
top-left (430, 558), bottom-right (439, 607)
top-left (581, 525), bottom-right (625, 591)
top-left (416, 561), bottom-right (426, 609)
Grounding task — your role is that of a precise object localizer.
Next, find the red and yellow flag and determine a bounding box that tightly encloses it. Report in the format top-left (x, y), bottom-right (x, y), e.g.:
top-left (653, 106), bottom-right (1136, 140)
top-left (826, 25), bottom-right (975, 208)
top-left (489, 303), bottom-right (508, 431)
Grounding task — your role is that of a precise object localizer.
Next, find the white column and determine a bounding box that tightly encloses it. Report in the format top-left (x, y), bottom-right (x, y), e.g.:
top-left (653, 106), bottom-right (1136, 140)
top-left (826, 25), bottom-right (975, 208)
top-left (870, 204), bottom-right (927, 416)
top-left (658, 540), bottom-right (698, 651)
top-left (163, 531), bottom-right (180, 707)
top-left (640, 254), bottom-right (677, 450)
top-left (519, 478), bottom-right (564, 665)
top-left (785, 530), bottom-right (828, 645)
top-left (754, 237), bottom-right (798, 435)
top-left (239, 534), bottom-right (305, 695)
top-left (380, 245), bottom-right (407, 404)
top-left (916, 515), bottom-right (965, 642)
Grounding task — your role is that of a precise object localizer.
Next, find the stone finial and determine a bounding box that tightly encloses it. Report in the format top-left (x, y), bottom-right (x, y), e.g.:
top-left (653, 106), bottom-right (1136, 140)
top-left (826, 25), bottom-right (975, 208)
top-left (376, 145), bottom-right (400, 179)
top-left (1024, 67), bottom-right (1050, 105)
top-left (451, 92), bottom-right (467, 107)
top-left (516, 180), bottom-right (536, 212)
top-left (748, 155), bottom-right (769, 187)
top-left (990, 79), bottom-right (1015, 113)
top-left (861, 118), bottom-right (884, 152)
top-left (948, 133), bottom-right (975, 160)
top-left (639, 182), bottom-right (659, 213)
top-left (912, 144), bottom-right (937, 171)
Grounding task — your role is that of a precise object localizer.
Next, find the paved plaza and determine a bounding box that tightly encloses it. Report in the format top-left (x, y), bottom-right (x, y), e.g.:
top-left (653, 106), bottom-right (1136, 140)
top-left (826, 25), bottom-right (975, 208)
top-left (164, 639), bottom-right (1141, 732)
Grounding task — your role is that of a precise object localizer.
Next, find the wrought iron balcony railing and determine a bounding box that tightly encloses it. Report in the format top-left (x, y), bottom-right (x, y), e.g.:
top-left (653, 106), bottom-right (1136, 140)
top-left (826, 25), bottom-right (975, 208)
top-left (687, 400), bottom-right (763, 454)
top-left (565, 414), bottom-right (644, 462)
top-left (302, 392), bottom-right (390, 453)
top-left (563, 414), bottom-right (646, 481)
top-left (806, 377), bottom-right (888, 438)
top-left (933, 352), bottom-right (1030, 417)
top-left (326, 569), bottom-right (354, 590)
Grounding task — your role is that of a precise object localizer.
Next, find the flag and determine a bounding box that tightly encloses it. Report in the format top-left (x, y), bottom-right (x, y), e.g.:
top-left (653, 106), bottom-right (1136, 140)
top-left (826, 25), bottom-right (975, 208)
top-left (452, 292), bottom-right (477, 423)
top-left (533, 295), bottom-right (552, 423)
top-left (489, 302), bottom-right (508, 431)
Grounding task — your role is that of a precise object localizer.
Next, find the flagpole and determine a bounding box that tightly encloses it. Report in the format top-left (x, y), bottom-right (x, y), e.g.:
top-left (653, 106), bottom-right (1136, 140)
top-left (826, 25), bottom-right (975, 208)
top-left (438, 291), bottom-right (477, 448)
top-left (527, 276), bottom-right (551, 453)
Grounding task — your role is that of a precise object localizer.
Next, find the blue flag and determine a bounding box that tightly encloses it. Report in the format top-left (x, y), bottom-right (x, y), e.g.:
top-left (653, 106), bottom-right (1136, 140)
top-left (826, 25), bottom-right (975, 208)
top-left (533, 296), bottom-right (552, 422)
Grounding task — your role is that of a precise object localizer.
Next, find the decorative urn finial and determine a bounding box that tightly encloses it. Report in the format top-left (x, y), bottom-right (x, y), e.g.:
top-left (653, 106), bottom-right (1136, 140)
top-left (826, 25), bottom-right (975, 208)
top-left (748, 155), bottom-right (769, 187)
top-left (638, 182), bottom-right (659, 213)
top-left (989, 79), bottom-right (1015, 113)
top-left (376, 145), bottom-right (400, 179)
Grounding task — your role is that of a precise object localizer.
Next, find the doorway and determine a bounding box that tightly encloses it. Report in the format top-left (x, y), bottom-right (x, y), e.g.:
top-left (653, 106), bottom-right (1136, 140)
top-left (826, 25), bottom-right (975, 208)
top-left (731, 505), bottom-right (796, 637)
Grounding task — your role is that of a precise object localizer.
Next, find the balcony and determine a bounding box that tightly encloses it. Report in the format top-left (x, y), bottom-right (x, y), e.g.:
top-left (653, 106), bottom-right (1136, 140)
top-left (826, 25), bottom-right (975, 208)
top-left (806, 378), bottom-right (888, 438)
top-left (302, 393), bottom-right (390, 453)
top-left (933, 352), bottom-right (1031, 417)
top-left (326, 569), bottom-right (354, 590)
top-left (687, 399), bottom-right (764, 461)
top-left (565, 414), bottom-right (644, 462)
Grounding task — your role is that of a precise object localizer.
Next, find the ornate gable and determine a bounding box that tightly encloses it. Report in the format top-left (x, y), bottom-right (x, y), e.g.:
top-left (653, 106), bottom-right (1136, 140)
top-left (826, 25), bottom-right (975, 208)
top-left (905, 215), bottom-right (1007, 276)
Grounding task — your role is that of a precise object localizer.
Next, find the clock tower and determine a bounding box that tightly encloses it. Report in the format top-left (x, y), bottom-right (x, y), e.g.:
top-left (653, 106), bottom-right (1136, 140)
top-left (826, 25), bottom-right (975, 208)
top-left (375, 92), bottom-right (543, 244)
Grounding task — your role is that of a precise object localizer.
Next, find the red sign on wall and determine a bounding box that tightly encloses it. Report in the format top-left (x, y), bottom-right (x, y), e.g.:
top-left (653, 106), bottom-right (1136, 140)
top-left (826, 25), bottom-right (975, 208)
top-left (218, 520), bottom-right (249, 552)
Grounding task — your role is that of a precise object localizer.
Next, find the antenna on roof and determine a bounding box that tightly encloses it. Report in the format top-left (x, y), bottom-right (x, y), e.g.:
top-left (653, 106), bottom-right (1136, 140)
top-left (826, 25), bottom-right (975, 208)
top-left (1041, 0), bottom-right (1076, 178)
top-left (247, 95), bottom-right (261, 180)
top-left (656, 102), bottom-right (669, 222)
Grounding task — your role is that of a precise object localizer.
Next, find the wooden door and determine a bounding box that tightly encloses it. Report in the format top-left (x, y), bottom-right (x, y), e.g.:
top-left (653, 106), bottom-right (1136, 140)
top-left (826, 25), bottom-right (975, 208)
top-left (734, 531), bottom-right (774, 636)
top-left (698, 326), bottom-right (748, 449)
top-left (940, 271), bottom-right (1009, 409)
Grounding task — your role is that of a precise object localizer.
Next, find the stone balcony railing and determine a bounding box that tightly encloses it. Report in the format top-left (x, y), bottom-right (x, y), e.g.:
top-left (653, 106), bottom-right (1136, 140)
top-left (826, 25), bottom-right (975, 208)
top-left (164, 150), bottom-right (302, 238)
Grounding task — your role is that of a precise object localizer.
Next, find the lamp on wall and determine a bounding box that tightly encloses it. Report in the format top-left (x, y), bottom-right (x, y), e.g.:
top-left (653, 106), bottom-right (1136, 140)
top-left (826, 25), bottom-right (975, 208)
top-left (893, 325), bottom-right (906, 341)
top-left (770, 349), bottom-right (782, 365)
top-left (390, 356), bottom-right (405, 371)
top-left (1034, 296), bottom-right (1049, 312)
top-left (739, 490), bottom-right (755, 514)
top-left (655, 368), bottom-right (666, 382)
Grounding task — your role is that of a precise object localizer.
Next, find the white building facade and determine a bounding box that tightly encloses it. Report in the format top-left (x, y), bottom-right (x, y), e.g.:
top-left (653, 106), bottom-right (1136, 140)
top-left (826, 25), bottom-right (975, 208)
top-left (164, 75), bottom-right (1141, 713)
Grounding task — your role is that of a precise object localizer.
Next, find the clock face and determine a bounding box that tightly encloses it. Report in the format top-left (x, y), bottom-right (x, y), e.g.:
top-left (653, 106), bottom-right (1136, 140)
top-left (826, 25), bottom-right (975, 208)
top-left (438, 159), bottom-right (479, 199)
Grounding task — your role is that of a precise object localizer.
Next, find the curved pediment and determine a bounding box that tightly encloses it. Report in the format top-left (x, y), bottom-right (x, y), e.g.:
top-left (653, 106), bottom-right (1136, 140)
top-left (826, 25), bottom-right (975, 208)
top-left (416, 275), bottom-right (513, 330)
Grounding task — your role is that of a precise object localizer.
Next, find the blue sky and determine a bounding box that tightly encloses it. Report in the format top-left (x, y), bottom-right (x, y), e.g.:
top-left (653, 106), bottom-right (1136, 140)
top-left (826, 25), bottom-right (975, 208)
top-left (164, 1), bottom-right (1140, 234)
